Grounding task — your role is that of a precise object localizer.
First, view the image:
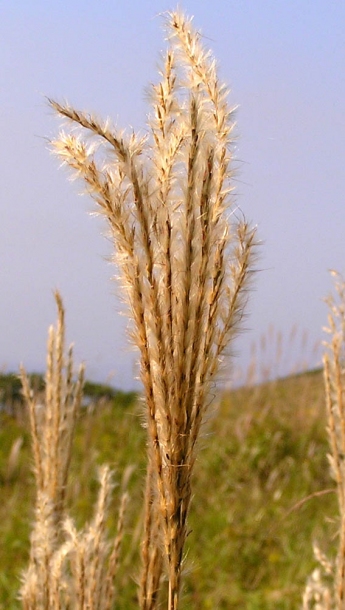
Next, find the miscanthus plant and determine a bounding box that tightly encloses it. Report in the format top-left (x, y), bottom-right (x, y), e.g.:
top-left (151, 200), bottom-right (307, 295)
top-left (20, 293), bottom-right (129, 610)
top-left (303, 272), bottom-right (345, 610)
top-left (49, 10), bottom-right (257, 609)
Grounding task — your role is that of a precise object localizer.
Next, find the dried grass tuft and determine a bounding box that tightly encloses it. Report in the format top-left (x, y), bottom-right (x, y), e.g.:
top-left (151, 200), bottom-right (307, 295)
top-left (49, 10), bottom-right (257, 609)
top-left (19, 294), bottom-right (129, 610)
top-left (303, 271), bottom-right (345, 609)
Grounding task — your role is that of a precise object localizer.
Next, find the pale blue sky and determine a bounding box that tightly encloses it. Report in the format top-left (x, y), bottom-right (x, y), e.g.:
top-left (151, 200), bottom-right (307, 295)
top-left (1, 1), bottom-right (344, 389)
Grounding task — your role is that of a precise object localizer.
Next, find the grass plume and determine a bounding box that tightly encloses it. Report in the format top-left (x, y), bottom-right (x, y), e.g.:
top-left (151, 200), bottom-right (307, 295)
top-left (19, 294), bottom-right (129, 610)
top-left (302, 272), bottom-right (345, 609)
top-left (49, 10), bottom-right (257, 609)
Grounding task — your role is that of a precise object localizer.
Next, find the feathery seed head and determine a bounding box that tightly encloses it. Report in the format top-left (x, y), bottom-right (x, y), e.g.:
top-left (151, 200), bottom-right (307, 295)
top-left (49, 11), bottom-right (257, 609)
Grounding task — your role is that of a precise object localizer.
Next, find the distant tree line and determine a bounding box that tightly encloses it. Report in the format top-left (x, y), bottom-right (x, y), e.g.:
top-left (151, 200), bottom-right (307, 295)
top-left (0, 372), bottom-right (136, 416)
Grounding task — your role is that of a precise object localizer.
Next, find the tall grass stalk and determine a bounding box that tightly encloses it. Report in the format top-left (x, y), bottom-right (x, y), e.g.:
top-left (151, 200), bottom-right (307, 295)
top-left (303, 271), bottom-right (345, 609)
top-left (323, 272), bottom-right (345, 607)
top-left (49, 10), bottom-right (257, 608)
top-left (20, 293), bottom-right (129, 610)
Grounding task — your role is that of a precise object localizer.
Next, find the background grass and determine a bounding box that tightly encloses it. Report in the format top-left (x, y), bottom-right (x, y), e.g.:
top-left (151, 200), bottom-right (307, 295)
top-left (0, 368), bottom-right (336, 609)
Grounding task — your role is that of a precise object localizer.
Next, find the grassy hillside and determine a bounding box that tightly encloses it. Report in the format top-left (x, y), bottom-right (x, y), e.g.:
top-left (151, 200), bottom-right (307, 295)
top-left (0, 369), bottom-right (335, 609)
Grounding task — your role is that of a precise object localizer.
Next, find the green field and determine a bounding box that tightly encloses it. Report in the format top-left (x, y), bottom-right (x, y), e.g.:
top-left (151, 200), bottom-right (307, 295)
top-left (0, 369), bottom-right (336, 608)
